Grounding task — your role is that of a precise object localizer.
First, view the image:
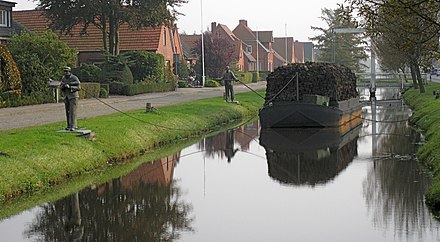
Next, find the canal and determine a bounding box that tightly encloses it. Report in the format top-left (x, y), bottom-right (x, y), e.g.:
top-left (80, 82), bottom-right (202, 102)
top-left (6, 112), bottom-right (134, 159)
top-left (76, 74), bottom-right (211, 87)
top-left (1, 88), bottom-right (440, 241)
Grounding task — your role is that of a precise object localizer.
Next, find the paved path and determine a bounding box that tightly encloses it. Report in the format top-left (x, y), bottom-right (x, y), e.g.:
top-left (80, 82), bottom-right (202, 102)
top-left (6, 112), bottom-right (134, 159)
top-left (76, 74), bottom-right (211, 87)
top-left (0, 82), bottom-right (267, 131)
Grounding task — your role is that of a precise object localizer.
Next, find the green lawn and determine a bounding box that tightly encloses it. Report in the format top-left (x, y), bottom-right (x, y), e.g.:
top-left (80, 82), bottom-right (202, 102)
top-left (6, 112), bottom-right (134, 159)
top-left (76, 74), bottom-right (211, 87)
top-left (0, 90), bottom-right (265, 202)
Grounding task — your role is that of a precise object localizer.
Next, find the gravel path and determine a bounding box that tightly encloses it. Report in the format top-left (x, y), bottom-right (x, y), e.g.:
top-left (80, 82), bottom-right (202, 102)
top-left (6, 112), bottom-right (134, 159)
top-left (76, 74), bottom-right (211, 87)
top-left (0, 82), bottom-right (266, 131)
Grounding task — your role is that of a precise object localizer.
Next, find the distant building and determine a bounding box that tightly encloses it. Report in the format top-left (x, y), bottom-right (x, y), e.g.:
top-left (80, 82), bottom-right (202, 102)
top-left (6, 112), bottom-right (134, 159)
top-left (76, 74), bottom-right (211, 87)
top-left (294, 41), bottom-right (314, 63)
top-left (0, 0), bottom-right (15, 43)
top-left (273, 37), bottom-right (295, 64)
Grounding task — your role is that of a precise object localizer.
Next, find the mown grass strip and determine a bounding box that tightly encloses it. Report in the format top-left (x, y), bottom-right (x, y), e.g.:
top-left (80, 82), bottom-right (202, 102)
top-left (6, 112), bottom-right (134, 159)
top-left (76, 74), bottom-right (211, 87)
top-left (403, 83), bottom-right (440, 214)
top-left (0, 90), bottom-right (265, 202)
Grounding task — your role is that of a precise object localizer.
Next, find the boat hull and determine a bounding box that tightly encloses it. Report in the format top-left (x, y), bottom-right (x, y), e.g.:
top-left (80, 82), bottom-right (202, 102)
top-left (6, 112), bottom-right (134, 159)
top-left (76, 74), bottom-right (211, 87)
top-left (259, 98), bottom-right (362, 128)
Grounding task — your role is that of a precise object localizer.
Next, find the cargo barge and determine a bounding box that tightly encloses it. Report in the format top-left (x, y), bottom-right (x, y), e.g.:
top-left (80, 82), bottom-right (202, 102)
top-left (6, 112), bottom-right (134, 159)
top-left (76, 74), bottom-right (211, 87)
top-left (259, 62), bottom-right (362, 129)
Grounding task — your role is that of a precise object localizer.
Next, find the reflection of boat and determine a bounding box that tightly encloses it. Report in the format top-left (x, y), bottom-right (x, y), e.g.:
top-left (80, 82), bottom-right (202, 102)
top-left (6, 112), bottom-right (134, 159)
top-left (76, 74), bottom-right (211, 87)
top-left (259, 63), bottom-right (362, 128)
top-left (259, 125), bottom-right (361, 186)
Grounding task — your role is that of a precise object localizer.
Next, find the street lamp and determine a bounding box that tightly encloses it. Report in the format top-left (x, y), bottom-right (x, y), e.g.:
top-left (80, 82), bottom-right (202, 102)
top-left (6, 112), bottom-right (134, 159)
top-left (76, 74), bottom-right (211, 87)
top-left (200, 0), bottom-right (206, 87)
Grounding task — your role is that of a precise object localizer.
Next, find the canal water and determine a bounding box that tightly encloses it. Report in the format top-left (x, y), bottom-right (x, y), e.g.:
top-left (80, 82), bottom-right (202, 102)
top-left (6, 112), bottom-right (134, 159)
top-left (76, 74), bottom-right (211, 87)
top-left (1, 88), bottom-right (440, 241)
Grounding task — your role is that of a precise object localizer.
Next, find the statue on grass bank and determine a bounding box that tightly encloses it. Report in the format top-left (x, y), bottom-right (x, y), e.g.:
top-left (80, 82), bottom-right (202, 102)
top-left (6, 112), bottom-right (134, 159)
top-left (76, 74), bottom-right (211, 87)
top-left (60, 66), bottom-right (80, 131)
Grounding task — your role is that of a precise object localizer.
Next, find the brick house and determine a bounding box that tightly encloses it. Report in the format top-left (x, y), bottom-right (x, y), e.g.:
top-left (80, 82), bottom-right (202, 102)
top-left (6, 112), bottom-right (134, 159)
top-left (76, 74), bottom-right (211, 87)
top-left (233, 20), bottom-right (283, 72)
top-left (210, 22), bottom-right (246, 71)
top-left (273, 37), bottom-right (295, 64)
top-left (12, 10), bottom-right (183, 71)
top-left (180, 34), bottom-right (201, 67)
top-left (0, 0), bottom-right (15, 44)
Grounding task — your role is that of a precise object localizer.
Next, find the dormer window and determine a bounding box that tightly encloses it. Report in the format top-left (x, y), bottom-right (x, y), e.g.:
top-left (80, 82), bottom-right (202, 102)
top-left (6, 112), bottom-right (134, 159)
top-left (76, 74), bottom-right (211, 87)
top-left (0, 10), bottom-right (11, 27)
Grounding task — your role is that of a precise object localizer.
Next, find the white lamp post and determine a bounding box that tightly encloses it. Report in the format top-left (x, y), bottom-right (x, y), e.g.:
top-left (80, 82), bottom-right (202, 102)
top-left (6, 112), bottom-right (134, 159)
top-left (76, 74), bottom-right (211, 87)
top-left (200, 0), bottom-right (206, 87)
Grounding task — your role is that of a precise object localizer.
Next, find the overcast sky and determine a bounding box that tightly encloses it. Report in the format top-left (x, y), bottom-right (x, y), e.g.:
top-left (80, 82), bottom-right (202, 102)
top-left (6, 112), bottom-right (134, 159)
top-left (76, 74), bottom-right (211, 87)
top-left (13, 0), bottom-right (345, 42)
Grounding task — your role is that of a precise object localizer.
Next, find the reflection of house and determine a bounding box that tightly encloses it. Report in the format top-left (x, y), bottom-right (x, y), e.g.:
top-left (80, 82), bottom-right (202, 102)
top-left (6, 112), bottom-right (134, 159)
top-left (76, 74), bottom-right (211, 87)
top-left (125, 153), bottom-right (179, 187)
top-left (12, 10), bottom-right (183, 69)
top-left (96, 152), bottom-right (180, 195)
top-left (0, 0), bottom-right (15, 43)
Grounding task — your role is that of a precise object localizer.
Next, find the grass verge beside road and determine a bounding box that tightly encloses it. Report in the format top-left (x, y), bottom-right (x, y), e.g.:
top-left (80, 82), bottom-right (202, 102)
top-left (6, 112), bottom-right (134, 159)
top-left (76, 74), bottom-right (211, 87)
top-left (0, 90), bottom-right (265, 202)
top-left (403, 83), bottom-right (440, 214)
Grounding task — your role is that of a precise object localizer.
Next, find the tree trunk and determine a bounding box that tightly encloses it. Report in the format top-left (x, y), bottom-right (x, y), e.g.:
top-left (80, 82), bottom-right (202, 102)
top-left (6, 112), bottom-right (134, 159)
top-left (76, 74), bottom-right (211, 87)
top-left (115, 23), bottom-right (120, 55)
top-left (415, 64), bottom-right (426, 93)
top-left (409, 62), bottom-right (419, 89)
top-left (101, 15), bottom-right (107, 52)
top-left (109, 14), bottom-right (116, 55)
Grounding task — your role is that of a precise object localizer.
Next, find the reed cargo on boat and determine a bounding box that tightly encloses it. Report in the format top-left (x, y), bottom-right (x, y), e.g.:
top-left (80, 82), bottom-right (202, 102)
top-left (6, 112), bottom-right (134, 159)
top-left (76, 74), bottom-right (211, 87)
top-left (259, 62), bottom-right (362, 128)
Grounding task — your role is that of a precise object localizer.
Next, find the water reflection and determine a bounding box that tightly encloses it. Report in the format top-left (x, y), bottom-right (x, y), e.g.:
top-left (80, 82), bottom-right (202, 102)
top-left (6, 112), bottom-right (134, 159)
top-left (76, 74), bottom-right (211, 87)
top-left (362, 91), bottom-right (437, 239)
top-left (197, 122), bottom-right (260, 163)
top-left (260, 126), bottom-right (360, 186)
top-left (24, 154), bottom-right (193, 242)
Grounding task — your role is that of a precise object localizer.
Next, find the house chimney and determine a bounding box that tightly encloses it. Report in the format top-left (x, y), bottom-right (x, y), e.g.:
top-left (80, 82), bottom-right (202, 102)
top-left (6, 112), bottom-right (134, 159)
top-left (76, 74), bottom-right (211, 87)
top-left (211, 22), bottom-right (217, 32)
top-left (239, 20), bottom-right (248, 27)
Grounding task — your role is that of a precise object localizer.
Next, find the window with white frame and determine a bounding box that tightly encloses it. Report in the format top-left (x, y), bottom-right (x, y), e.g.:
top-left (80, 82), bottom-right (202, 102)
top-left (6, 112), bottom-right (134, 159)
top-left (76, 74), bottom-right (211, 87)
top-left (0, 10), bottom-right (11, 27)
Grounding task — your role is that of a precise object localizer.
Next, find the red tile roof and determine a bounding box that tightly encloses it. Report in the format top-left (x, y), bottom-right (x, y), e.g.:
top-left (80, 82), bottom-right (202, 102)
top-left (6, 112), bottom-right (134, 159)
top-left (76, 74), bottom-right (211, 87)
top-left (13, 10), bottom-right (163, 52)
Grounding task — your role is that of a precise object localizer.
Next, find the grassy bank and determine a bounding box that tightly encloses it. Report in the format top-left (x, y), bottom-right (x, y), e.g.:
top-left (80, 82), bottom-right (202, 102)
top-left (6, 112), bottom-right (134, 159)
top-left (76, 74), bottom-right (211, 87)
top-left (0, 90), bottom-right (265, 202)
top-left (403, 83), bottom-right (440, 213)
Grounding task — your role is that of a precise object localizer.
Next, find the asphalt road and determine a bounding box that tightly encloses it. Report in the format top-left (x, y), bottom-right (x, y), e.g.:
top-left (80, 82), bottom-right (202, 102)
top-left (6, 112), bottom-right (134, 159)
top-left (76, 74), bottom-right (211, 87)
top-left (0, 82), bottom-right (267, 131)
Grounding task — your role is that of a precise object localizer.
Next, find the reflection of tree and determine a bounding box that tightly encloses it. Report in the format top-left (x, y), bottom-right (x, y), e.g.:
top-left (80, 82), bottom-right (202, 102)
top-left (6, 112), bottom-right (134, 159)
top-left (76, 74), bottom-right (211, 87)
top-left (24, 156), bottom-right (193, 241)
top-left (363, 113), bottom-right (439, 239)
top-left (266, 137), bottom-right (358, 186)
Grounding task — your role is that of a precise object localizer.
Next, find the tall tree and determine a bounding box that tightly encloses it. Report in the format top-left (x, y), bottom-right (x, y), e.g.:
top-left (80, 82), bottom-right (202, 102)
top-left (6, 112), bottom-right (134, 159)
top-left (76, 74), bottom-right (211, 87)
top-left (310, 5), bottom-right (368, 73)
top-left (350, 0), bottom-right (440, 93)
top-left (38, 0), bottom-right (187, 55)
top-left (192, 32), bottom-right (236, 78)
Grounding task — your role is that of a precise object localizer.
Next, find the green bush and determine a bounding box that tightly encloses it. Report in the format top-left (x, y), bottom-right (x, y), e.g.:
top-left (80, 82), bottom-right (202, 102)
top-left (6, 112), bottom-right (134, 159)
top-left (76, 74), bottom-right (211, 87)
top-left (8, 31), bottom-right (77, 95)
top-left (204, 79), bottom-right (220, 87)
top-left (177, 80), bottom-right (189, 88)
top-left (77, 64), bottom-right (102, 82)
top-left (122, 51), bottom-right (165, 82)
top-left (100, 55), bottom-right (134, 85)
top-left (0, 90), bottom-right (53, 108)
top-left (78, 82), bottom-right (100, 99)
top-left (236, 72), bottom-right (253, 84)
top-left (251, 72), bottom-right (260, 82)
top-left (109, 80), bottom-right (176, 96)
top-left (99, 87), bottom-right (109, 98)
top-left (0, 44), bottom-right (21, 92)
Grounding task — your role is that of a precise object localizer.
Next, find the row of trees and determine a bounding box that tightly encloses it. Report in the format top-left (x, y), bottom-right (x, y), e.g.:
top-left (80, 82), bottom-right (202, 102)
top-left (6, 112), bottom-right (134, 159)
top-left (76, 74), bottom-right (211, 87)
top-left (349, 0), bottom-right (440, 93)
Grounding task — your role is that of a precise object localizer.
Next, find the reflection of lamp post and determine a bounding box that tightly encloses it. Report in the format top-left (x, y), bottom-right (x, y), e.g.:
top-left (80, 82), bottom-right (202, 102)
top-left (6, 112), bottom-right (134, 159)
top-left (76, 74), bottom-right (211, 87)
top-left (200, 0), bottom-right (206, 87)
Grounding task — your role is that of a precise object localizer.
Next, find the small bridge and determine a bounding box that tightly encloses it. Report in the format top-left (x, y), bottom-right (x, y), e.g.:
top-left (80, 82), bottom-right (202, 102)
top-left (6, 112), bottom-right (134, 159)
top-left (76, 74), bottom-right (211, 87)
top-left (356, 83), bottom-right (414, 89)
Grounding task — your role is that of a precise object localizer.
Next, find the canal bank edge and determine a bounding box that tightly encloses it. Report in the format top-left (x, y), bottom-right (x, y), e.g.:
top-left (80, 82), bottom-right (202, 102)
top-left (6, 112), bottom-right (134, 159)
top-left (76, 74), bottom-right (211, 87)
top-left (0, 90), bottom-right (265, 202)
top-left (403, 83), bottom-right (440, 216)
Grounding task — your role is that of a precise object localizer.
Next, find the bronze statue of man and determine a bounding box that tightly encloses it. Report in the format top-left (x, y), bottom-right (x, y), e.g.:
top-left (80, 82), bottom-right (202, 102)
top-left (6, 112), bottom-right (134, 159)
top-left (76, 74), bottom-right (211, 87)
top-left (60, 66), bottom-right (80, 131)
top-left (222, 66), bottom-right (238, 102)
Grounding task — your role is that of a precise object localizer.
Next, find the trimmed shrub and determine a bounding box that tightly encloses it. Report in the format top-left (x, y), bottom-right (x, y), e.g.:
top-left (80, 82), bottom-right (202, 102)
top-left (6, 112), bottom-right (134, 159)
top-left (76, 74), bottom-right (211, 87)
top-left (78, 82), bottom-right (100, 99)
top-left (0, 44), bottom-right (21, 92)
top-left (251, 71), bottom-right (260, 82)
top-left (236, 72), bottom-right (253, 84)
top-left (109, 80), bottom-right (176, 96)
top-left (0, 90), bottom-right (53, 108)
top-left (204, 79), bottom-right (220, 87)
top-left (100, 55), bottom-right (134, 85)
top-left (99, 87), bottom-right (109, 98)
top-left (77, 64), bottom-right (102, 82)
top-left (122, 51), bottom-right (165, 82)
top-left (177, 80), bottom-right (189, 88)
